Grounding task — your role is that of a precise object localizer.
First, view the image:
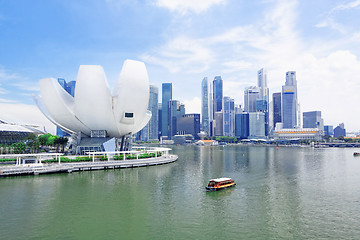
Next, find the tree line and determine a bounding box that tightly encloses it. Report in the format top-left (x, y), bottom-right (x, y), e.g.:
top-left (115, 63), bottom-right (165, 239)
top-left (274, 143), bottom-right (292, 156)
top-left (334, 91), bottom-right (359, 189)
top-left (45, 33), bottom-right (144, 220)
top-left (0, 133), bottom-right (68, 154)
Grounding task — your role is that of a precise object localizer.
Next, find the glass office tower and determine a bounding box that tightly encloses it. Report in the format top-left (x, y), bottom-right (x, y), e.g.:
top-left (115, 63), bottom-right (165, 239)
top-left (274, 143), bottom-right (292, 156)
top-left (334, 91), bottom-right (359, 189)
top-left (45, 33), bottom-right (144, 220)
top-left (273, 92), bottom-right (282, 128)
top-left (161, 83), bottom-right (172, 138)
top-left (148, 85), bottom-right (159, 140)
top-left (282, 71), bottom-right (298, 128)
top-left (213, 76), bottom-right (223, 118)
top-left (223, 96), bottom-right (235, 137)
top-left (244, 86), bottom-right (260, 113)
top-left (201, 77), bottom-right (210, 135)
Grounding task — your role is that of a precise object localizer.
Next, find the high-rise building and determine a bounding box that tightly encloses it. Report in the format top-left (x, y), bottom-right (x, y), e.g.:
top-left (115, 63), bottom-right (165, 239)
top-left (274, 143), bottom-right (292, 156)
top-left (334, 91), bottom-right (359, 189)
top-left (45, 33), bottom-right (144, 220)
top-left (214, 111), bottom-right (223, 136)
top-left (148, 85), bottom-right (159, 140)
top-left (244, 86), bottom-right (260, 112)
top-left (324, 125), bottom-right (334, 136)
top-left (161, 83), bottom-right (172, 138)
top-left (303, 111), bottom-right (324, 131)
top-left (201, 77), bottom-right (210, 136)
top-left (213, 76), bottom-right (223, 118)
top-left (248, 112), bottom-right (265, 138)
top-left (282, 71), bottom-right (298, 128)
top-left (177, 114), bottom-right (201, 139)
top-left (169, 100), bottom-right (185, 137)
top-left (257, 68), bottom-right (269, 135)
top-left (138, 85), bottom-right (159, 141)
top-left (257, 68), bottom-right (269, 102)
top-left (66, 81), bottom-right (76, 97)
top-left (235, 112), bottom-right (249, 139)
top-left (223, 96), bottom-right (235, 137)
top-left (273, 92), bottom-right (282, 128)
top-left (158, 103), bottom-right (162, 139)
top-left (334, 123), bottom-right (346, 138)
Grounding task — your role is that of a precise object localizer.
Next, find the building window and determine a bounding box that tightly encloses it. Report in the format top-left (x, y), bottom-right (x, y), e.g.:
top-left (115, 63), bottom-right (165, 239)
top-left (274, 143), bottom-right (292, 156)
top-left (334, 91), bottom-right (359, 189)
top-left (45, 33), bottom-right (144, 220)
top-left (124, 112), bottom-right (134, 118)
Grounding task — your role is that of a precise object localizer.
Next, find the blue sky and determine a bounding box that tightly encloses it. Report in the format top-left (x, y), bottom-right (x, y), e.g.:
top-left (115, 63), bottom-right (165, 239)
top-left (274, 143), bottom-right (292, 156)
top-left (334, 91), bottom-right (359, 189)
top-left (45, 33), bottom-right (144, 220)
top-left (1, 0), bottom-right (360, 132)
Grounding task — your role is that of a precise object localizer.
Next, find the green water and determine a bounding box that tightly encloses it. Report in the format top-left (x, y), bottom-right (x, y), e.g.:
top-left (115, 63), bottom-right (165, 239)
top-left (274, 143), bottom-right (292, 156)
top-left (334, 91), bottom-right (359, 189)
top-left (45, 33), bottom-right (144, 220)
top-left (1, 145), bottom-right (360, 239)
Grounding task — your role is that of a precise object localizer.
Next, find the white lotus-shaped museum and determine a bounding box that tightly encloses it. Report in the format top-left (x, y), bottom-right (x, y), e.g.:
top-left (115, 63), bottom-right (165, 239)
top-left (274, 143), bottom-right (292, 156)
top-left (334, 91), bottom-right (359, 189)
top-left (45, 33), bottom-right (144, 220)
top-left (35, 60), bottom-right (152, 138)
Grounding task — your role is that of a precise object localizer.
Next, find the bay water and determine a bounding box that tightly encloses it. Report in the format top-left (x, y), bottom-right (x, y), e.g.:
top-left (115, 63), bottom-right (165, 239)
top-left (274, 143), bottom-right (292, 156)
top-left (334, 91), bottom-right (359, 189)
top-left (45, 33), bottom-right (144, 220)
top-left (1, 145), bottom-right (360, 239)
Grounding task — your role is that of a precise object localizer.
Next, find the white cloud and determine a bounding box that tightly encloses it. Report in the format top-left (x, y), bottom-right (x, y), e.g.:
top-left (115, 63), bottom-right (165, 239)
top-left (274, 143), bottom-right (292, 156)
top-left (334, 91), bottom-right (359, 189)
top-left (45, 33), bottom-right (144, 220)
top-left (0, 67), bottom-right (19, 82)
top-left (295, 50), bottom-right (360, 131)
top-left (331, 0), bottom-right (360, 12)
top-left (222, 61), bottom-right (253, 73)
top-left (316, 0), bottom-right (360, 34)
top-left (155, 0), bottom-right (226, 14)
top-left (183, 97), bottom-right (201, 114)
top-left (0, 87), bottom-right (7, 95)
top-left (0, 98), bottom-right (15, 103)
top-left (9, 82), bottom-right (39, 92)
top-left (141, 37), bottom-right (213, 74)
top-left (144, 0), bottom-right (360, 131)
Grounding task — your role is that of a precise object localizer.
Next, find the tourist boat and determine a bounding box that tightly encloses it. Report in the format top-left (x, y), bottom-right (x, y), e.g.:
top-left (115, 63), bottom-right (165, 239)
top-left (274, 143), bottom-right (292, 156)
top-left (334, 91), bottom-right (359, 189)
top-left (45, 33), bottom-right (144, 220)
top-left (354, 152), bottom-right (360, 156)
top-left (206, 177), bottom-right (235, 191)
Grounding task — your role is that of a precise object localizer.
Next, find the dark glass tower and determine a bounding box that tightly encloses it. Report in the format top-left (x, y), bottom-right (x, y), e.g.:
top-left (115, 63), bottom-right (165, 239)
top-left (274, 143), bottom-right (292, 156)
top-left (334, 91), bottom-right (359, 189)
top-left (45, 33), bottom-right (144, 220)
top-left (213, 76), bottom-right (223, 118)
top-left (282, 71), bottom-right (298, 128)
top-left (273, 92), bottom-right (281, 128)
top-left (161, 83), bottom-right (172, 138)
top-left (201, 77), bottom-right (210, 135)
top-left (148, 85), bottom-right (159, 140)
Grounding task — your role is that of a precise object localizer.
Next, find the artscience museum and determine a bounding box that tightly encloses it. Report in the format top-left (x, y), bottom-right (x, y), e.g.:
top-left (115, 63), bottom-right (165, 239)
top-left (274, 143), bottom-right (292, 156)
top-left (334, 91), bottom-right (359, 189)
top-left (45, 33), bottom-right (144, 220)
top-left (34, 60), bottom-right (152, 154)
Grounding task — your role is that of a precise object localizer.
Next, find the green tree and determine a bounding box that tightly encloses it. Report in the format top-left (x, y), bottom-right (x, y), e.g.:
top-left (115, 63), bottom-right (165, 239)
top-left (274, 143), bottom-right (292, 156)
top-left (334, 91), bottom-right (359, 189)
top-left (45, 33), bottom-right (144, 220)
top-left (54, 137), bottom-right (68, 152)
top-left (58, 137), bottom-right (68, 152)
top-left (26, 133), bottom-right (40, 153)
top-left (47, 135), bottom-right (59, 146)
top-left (11, 142), bottom-right (26, 154)
top-left (38, 133), bottom-right (51, 146)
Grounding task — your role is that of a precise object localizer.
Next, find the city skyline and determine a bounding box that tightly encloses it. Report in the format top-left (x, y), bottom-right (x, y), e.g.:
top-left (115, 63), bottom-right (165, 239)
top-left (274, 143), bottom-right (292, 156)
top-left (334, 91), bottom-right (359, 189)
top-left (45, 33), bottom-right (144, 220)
top-left (1, 0), bottom-right (360, 132)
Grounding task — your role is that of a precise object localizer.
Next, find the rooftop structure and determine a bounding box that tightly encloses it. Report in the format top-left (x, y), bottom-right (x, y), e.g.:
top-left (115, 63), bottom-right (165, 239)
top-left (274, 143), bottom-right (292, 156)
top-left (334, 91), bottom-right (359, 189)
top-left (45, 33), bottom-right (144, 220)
top-left (0, 120), bottom-right (44, 145)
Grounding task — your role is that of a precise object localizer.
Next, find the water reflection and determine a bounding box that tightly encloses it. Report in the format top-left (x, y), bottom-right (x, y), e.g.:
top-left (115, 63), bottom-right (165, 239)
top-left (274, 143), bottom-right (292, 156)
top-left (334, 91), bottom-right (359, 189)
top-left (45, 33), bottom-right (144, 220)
top-left (1, 145), bottom-right (360, 239)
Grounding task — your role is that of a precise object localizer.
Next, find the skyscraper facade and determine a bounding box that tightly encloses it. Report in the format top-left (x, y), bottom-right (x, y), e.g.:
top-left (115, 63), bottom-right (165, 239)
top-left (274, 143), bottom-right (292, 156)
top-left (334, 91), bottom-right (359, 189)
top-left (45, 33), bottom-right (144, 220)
top-left (161, 83), bottom-right (172, 138)
top-left (213, 76), bottom-right (223, 118)
top-left (244, 86), bottom-right (260, 112)
top-left (282, 71), bottom-right (298, 128)
top-left (214, 111), bottom-right (223, 136)
top-left (201, 77), bottom-right (210, 135)
top-left (303, 111), bottom-right (324, 131)
top-left (158, 103), bottom-right (162, 139)
top-left (324, 125), bottom-right (334, 136)
top-left (273, 92), bottom-right (282, 128)
top-left (177, 114), bottom-right (201, 139)
top-left (148, 85), bottom-right (159, 140)
top-left (169, 100), bottom-right (185, 137)
top-left (235, 113), bottom-right (249, 138)
top-left (223, 96), bottom-right (235, 136)
top-left (334, 123), bottom-right (346, 138)
top-left (257, 68), bottom-right (269, 135)
top-left (248, 112), bottom-right (265, 138)
top-left (257, 68), bottom-right (269, 102)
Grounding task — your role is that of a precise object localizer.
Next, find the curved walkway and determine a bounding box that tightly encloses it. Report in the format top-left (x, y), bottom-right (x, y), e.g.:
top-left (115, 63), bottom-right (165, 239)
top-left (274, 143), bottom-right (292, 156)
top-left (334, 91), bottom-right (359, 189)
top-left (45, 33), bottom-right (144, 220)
top-left (0, 154), bottom-right (178, 177)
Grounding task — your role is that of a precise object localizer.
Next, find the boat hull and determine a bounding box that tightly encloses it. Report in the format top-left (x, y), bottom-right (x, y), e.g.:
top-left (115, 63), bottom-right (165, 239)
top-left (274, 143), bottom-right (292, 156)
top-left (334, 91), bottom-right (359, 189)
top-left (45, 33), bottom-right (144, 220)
top-left (206, 183), bottom-right (236, 191)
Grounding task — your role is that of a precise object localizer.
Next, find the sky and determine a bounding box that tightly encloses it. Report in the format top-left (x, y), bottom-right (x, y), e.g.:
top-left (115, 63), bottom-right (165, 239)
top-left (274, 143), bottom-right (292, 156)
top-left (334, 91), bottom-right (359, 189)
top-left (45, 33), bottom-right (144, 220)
top-left (1, 0), bottom-right (360, 133)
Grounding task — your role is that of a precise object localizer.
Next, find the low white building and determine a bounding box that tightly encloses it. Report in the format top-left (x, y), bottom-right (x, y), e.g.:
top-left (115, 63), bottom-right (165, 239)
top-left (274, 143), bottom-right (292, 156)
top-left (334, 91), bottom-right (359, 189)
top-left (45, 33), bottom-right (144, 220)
top-left (273, 127), bottom-right (323, 141)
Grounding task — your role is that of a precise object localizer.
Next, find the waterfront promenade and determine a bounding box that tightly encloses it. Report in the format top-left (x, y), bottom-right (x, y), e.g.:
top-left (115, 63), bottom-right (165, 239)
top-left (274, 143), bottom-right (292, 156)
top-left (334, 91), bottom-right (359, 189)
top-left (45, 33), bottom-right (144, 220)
top-left (0, 147), bottom-right (178, 177)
